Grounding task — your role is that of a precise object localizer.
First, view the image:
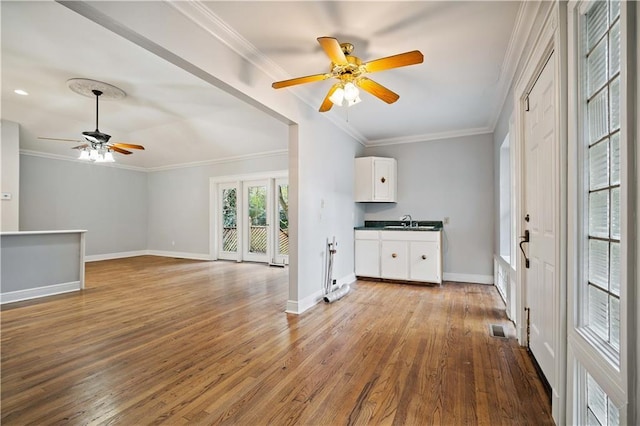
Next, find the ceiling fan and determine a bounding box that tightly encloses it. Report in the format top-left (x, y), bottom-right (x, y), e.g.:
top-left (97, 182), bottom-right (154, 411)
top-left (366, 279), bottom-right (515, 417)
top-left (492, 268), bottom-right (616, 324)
top-left (272, 37), bottom-right (424, 112)
top-left (39, 79), bottom-right (145, 161)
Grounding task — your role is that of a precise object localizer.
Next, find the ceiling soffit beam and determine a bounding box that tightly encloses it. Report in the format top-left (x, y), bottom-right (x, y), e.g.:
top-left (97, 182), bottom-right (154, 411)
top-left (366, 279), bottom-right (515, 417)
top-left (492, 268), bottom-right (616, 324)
top-left (167, 0), bottom-right (368, 145)
top-left (56, 0), bottom-right (293, 127)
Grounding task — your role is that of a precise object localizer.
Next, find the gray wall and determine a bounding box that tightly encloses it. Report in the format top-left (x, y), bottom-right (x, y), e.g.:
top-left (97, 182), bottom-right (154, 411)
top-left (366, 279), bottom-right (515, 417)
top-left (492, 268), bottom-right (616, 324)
top-left (147, 153), bottom-right (288, 255)
top-left (363, 133), bottom-right (494, 277)
top-left (20, 154), bottom-right (148, 256)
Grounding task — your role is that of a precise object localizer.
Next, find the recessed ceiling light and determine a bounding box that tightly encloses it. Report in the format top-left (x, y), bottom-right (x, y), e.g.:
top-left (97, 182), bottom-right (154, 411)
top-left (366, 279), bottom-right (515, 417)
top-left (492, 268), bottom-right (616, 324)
top-left (14, 89), bottom-right (29, 96)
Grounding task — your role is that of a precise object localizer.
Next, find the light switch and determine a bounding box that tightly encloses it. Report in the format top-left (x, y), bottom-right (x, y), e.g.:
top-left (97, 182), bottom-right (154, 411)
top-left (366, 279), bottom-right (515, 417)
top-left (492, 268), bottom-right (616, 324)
top-left (1, 193), bottom-right (11, 200)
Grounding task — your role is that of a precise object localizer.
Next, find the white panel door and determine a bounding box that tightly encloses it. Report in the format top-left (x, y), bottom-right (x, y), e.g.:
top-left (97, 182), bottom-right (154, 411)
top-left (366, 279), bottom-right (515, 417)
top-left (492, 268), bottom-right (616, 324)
top-left (524, 52), bottom-right (557, 390)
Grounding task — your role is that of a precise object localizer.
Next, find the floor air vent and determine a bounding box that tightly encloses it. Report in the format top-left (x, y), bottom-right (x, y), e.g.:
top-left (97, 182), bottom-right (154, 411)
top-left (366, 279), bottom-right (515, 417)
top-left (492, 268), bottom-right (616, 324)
top-left (490, 324), bottom-right (506, 338)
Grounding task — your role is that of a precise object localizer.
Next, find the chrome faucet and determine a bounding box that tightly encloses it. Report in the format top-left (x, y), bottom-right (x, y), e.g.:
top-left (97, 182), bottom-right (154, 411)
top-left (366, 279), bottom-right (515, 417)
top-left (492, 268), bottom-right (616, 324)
top-left (400, 214), bottom-right (416, 227)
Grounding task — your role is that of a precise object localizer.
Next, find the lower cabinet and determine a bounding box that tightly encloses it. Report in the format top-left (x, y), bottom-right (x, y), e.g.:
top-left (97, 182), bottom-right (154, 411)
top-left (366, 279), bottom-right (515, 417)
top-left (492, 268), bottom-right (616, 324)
top-left (355, 230), bottom-right (442, 284)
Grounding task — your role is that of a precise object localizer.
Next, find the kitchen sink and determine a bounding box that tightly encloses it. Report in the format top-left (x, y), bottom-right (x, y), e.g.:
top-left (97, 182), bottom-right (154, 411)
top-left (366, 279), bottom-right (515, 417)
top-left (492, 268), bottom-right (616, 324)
top-left (383, 225), bottom-right (437, 231)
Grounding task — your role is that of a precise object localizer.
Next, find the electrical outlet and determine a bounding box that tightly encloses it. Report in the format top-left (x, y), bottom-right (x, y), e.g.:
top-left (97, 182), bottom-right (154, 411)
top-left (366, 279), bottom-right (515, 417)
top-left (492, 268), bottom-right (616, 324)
top-left (443, 217), bottom-right (450, 225)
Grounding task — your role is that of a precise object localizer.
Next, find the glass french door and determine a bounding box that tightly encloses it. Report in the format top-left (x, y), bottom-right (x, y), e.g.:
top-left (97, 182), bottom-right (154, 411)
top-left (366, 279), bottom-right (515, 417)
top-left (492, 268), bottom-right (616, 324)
top-left (218, 182), bottom-right (239, 260)
top-left (242, 180), bottom-right (271, 263)
top-left (273, 178), bottom-right (289, 265)
top-left (215, 176), bottom-right (288, 264)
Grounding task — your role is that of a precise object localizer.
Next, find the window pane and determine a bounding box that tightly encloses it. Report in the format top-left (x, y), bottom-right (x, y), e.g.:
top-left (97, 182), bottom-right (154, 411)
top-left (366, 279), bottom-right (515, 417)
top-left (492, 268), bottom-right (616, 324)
top-left (610, 242), bottom-right (620, 296)
top-left (589, 190), bottom-right (609, 237)
top-left (609, 77), bottom-right (620, 132)
top-left (589, 285), bottom-right (610, 342)
top-left (610, 296), bottom-right (620, 351)
top-left (588, 88), bottom-right (608, 144)
top-left (609, 21), bottom-right (620, 75)
top-left (587, 373), bottom-right (608, 424)
top-left (608, 398), bottom-right (620, 425)
top-left (610, 132), bottom-right (620, 185)
top-left (222, 188), bottom-right (237, 252)
top-left (589, 239), bottom-right (609, 288)
top-left (610, 187), bottom-right (620, 239)
top-left (587, 38), bottom-right (608, 96)
top-left (589, 140), bottom-right (609, 190)
top-left (609, 1), bottom-right (620, 23)
top-left (587, 1), bottom-right (608, 49)
top-left (586, 410), bottom-right (602, 426)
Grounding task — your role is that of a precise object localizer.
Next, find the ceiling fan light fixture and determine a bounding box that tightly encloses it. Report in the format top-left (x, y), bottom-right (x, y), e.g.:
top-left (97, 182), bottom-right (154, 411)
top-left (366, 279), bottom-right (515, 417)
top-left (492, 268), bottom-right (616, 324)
top-left (89, 149), bottom-right (100, 162)
top-left (78, 149), bottom-right (90, 161)
top-left (103, 151), bottom-right (115, 163)
top-left (343, 82), bottom-right (359, 102)
top-left (329, 87), bottom-right (345, 106)
top-left (347, 95), bottom-right (362, 107)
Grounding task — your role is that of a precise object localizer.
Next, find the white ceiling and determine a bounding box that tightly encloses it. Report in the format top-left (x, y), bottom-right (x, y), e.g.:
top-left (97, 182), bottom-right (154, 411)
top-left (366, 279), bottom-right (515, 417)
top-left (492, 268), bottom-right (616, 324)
top-left (2, 1), bottom-right (526, 169)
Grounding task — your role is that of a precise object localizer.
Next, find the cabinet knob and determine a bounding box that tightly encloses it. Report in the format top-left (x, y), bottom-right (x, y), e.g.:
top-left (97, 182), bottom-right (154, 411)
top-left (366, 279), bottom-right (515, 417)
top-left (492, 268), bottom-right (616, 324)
top-left (391, 253), bottom-right (397, 258)
top-left (380, 177), bottom-right (386, 183)
top-left (421, 255), bottom-right (427, 260)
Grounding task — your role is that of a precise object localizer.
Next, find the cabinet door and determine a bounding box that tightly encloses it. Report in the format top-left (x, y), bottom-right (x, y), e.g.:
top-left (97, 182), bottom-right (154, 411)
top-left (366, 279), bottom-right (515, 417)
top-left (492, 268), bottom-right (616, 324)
top-left (373, 159), bottom-right (393, 201)
top-left (409, 241), bottom-right (439, 283)
top-left (355, 239), bottom-right (380, 277)
top-left (380, 241), bottom-right (408, 279)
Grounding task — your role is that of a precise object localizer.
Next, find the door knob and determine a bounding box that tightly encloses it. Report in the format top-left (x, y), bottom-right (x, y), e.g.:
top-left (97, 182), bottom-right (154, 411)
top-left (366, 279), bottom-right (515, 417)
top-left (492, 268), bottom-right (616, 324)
top-left (421, 255), bottom-right (427, 260)
top-left (391, 253), bottom-right (397, 258)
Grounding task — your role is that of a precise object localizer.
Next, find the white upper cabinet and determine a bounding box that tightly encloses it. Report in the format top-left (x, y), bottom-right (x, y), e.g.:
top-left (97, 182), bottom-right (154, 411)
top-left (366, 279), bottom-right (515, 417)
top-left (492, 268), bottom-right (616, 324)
top-left (354, 157), bottom-right (397, 202)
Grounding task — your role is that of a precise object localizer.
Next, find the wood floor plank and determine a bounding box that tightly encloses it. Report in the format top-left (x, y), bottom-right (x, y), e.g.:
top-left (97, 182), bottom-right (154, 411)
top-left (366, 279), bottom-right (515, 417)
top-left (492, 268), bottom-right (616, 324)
top-left (1, 256), bottom-right (553, 425)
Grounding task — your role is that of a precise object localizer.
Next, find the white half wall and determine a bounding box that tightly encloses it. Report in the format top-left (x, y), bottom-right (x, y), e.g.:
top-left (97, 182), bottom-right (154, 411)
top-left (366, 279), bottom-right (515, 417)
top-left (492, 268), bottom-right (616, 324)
top-left (363, 133), bottom-right (495, 278)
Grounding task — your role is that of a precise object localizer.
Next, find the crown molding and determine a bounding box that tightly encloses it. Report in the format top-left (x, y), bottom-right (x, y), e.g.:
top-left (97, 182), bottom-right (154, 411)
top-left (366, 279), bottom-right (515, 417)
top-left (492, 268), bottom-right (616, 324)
top-left (365, 127), bottom-right (493, 147)
top-left (489, 0), bottom-right (544, 131)
top-left (20, 150), bottom-right (148, 172)
top-left (145, 149), bottom-right (289, 172)
top-left (21, 149), bottom-right (290, 173)
top-left (165, 1), bottom-right (368, 146)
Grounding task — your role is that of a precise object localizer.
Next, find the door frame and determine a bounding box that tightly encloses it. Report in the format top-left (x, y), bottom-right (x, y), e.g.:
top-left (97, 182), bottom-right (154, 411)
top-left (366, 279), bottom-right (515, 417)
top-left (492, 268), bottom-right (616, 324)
top-left (242, 179), bottom-right (271, 263)
top-left (209, 170), bottom-right (288, 262)
top-left (512, 4), bottom-right (567, 423)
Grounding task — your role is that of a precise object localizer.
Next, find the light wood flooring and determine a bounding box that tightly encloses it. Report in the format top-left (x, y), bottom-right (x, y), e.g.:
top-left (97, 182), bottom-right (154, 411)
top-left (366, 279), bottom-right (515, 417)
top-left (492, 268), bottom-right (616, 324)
top-left (1, 256), bottom-right (553, 425)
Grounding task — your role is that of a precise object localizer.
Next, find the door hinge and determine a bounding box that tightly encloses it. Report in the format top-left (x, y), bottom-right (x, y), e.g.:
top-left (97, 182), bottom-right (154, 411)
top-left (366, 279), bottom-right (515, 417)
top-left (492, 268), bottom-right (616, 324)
top-left (525, 96), bottom-right (530, 112)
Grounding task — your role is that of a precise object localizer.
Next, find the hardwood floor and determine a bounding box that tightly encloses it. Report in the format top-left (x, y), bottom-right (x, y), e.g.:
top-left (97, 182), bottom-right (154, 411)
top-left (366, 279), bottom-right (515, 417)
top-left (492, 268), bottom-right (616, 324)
top-left (1, 256), bottom-right (553, 425)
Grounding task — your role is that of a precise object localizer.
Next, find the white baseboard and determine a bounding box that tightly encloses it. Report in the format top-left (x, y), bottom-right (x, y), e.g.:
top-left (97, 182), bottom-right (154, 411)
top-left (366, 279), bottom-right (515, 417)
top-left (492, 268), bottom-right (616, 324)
top-left (1, 281), bottom-right (81, 305)
top-left (85, 250), bottom-right (148, 262)
top-left (285, 273), bottom-right (357, 315)
top-left (146, 250), bottom-right (212, 261)
top-left (443, 272), bottom-right (494, 285)
top-left (85, 250), bottom-right (212, 262)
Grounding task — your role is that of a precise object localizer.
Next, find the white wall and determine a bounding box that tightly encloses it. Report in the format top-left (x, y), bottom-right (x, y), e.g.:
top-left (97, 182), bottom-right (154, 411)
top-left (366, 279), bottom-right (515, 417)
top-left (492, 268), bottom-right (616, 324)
top-left (363, 133), bottom-right (494, 280)
top-left (147, 153), bottom-right (288, 255)
top-left (1, 120), bottom-right (20, 231)
top-left (20, 154), bottom-right (148, 256)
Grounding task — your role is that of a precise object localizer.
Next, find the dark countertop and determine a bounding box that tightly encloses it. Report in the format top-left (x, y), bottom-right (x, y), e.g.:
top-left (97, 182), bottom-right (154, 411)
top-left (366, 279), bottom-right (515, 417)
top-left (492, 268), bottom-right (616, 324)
top-left (354, 220), bottom-right (443, 231)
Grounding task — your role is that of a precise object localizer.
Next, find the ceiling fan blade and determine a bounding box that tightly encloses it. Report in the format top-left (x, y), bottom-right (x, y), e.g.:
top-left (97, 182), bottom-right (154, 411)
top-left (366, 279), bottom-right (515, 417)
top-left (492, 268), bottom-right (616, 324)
top-left (357, 77), bottom-right (400, 104)
top-left (317, 37), bottom-right (348, 65)
top-left (363, 50), bottom-right (424, 73)
top-left (70, 144), bottom-right (89, 150)
top-left (110, 146), bottom-right (133, 155)
top-left (319, 84), bottom-right (341, 112)
top-left (111, 142), bottom-right (145, 150)
top-left (38, 136), bottom-right (82, 142)
top-left (272, 73), bottom-right (329, 89)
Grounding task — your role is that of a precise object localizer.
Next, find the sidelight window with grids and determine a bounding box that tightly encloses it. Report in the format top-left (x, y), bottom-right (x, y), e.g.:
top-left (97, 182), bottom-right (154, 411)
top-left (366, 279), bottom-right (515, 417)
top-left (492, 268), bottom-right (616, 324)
top-left (582, 0), bottom-right (621, 355)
